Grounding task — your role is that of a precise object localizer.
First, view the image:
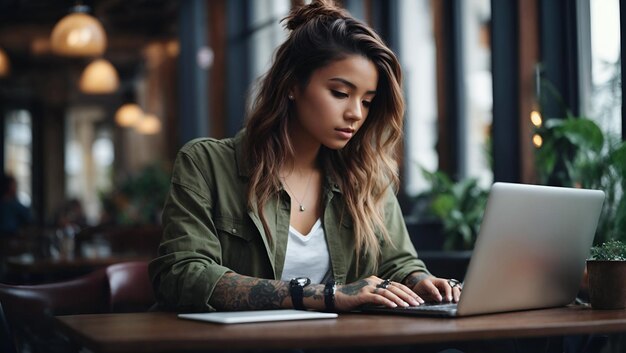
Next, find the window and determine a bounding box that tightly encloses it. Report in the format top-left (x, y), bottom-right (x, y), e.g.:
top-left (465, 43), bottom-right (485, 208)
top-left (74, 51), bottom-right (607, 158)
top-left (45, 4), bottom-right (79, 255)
top-left (64, 106), bottom-right (112, 224)
top-left (588, 0), bottom-right (621, 134)
top-left (92, 127), bottom-right (114, 196)
top-left (461, 0), bottom-right (492, 187)
top-left (400, 0), bottom-right (493, 195)
top-left (249, 0), bottom-right (290, 81)
top-left (4, 109), bottom-right (32, 206)
top-left (398, 0), bottom-right (438, 195)
top-left (226, 0), bottom-right (291, 135)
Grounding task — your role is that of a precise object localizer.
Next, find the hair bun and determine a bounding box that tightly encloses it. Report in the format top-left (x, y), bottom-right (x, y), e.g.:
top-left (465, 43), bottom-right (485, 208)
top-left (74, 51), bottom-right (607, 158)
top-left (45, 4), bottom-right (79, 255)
top-left (283, 0), bottom-right (350, 31)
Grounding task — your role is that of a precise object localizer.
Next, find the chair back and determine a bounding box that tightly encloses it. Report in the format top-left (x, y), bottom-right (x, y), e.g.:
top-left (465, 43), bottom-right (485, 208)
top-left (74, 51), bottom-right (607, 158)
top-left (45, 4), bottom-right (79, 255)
top-left (106, 261), bottom-right (155, 312)
top-left (0, 268), bottom-right (109, 353)
top-left (0, 269), bottom-right (109, 319)
top-left (0, 301), bottom-right (17, 353)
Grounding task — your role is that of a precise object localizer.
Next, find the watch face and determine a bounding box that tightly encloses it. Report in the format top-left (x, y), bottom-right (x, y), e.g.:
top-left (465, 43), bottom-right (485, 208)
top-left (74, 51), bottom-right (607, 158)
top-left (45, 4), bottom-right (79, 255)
top-left (295, 277), bottom-right (311, 286)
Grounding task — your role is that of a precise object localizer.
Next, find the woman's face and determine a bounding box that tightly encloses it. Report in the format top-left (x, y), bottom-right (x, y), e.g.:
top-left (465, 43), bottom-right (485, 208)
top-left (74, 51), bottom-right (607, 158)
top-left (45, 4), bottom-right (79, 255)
top-left (290, 54), bottom-right (378, 150)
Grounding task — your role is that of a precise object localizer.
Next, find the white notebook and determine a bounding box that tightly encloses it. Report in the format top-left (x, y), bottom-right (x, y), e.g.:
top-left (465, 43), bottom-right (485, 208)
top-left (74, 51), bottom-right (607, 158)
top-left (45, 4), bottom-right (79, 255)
top-left (178, 309), bottom-right (338, 324)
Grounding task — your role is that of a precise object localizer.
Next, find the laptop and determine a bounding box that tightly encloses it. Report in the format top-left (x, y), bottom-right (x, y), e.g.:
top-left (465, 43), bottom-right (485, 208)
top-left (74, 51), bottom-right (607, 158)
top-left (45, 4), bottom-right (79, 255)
top-left (362, 182), bottom-right (605, 317)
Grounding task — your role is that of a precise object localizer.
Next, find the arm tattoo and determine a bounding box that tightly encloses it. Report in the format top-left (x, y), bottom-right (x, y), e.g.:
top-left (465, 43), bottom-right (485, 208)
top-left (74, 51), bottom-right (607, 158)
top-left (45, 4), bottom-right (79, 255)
top-left (403, 272), bottom-right (430, 289)
top-left (338, 279), bottom-right (368, 296)
top-left (210, 272), bottom-right (290, 311)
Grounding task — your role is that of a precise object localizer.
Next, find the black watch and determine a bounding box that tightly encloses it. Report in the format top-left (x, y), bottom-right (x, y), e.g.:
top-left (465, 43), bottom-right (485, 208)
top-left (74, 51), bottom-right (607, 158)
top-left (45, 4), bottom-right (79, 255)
top-left (289, 277), bottom-right (311, 310)
top-left (324, 279), bottom-right (337, 312)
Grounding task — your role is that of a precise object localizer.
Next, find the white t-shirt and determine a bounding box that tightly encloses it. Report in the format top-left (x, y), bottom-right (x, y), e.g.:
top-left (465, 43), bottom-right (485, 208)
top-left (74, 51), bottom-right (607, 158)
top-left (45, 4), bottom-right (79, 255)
top-left (280, 219), bottom-right (331, 284)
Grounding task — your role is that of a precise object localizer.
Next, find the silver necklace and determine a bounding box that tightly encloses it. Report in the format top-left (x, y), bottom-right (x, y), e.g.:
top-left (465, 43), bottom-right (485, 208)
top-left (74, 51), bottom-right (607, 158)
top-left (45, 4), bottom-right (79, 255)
top-left (281, 172), bottom-right (314, 212)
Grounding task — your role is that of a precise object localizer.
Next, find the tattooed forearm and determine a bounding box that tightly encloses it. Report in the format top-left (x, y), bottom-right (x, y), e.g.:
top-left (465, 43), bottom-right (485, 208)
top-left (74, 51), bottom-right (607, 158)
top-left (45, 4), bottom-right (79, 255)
top-left (403, 272), bottom-right (430, 289)
top-left (249, 280), bottom-right (287, 309)
top-left (338, 279), bottom-right (368, 296)
top-left (210, 272), bottom-right (290, 311)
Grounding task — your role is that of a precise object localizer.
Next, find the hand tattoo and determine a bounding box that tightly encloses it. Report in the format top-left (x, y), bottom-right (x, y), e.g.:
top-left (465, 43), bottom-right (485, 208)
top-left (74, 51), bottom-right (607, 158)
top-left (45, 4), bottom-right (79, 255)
top-left (403, 272), bottom-right (430, 289)
top-left (338, 279), bottom-right (368, 296)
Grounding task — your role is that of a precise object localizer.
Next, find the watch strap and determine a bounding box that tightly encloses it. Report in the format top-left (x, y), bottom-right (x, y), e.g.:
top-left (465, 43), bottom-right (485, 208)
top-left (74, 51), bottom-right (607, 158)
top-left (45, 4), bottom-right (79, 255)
top-left (290, 278), bottom-right (310, 310)
top-left (324, 279), bottom-right (336, 312)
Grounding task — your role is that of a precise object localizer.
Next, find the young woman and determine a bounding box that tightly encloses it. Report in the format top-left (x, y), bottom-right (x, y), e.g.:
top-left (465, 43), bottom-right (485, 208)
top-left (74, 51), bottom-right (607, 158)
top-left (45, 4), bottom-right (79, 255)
top-left (149, 0), bottom-right (461, 313)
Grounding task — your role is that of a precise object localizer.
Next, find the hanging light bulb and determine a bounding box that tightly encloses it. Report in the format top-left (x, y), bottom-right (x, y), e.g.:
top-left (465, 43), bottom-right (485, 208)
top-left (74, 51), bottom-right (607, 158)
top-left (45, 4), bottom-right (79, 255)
top-left (532, 134), bottom-right (543, 148)
top-left (135, 114), bottom-right (162, 135)
top-left (530, 110), bottom-right (543, 127)
top-left (0, 47), bottom-right (10, 77)
top-left (79, 58), bottom-right (119, 94)
top-left (115, 103), bottom-right (144, 127)
top-left (50, 5), bottom-right (107, 57)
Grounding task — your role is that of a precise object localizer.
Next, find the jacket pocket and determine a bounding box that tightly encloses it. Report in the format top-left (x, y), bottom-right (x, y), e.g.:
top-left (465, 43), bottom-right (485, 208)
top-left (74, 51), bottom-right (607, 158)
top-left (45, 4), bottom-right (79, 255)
top-left (215, 216), bottom-right (253, 242)
top-left (214, 216), bottom-right (262, 274)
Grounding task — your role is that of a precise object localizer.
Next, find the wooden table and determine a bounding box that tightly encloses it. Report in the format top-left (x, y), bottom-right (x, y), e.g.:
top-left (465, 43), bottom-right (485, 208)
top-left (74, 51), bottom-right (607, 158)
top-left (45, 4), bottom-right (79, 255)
top-left (54, 306), bottom-right (626, 353)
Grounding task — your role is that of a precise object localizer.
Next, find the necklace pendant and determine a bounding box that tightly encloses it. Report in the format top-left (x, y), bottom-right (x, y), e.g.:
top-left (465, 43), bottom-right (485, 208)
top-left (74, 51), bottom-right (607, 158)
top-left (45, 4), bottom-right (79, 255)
top-left (299, 204), bottom-right (306, 212)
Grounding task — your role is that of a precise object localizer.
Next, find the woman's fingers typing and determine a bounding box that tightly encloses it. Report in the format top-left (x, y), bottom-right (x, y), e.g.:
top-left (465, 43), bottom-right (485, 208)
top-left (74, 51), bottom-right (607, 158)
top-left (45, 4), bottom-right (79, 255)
top-left (435, 279), bottom-right (453, 302)
top-left (335, 276), bottom-right (426, 311)
top-left (414, 277), bottom-right (444, 302)
top-left (383, 281), bottom-right (423, 306)
top-left (412, 277), bottom-right (463, 303)
top-left (452, 286), bottom-right (462, 302)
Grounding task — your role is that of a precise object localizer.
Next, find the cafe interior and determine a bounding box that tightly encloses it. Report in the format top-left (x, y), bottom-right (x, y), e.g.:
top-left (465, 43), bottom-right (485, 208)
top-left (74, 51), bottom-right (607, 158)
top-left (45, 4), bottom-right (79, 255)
top-left (0, 0), bottom-right (624, 352)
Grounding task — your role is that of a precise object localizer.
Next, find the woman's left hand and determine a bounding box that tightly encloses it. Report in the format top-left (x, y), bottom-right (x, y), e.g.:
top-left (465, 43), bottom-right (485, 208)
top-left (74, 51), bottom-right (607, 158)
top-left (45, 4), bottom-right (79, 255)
top-left (406, 273), bottom-right (462, 303)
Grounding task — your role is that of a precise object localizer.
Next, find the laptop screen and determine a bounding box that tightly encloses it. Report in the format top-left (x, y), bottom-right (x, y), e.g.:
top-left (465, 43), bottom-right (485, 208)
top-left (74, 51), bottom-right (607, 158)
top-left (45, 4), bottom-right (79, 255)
top-left (456, 183), bottom-right (604, 316)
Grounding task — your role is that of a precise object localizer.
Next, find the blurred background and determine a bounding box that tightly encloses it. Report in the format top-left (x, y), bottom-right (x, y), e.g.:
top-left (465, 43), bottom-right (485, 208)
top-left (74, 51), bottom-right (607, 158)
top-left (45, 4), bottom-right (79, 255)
top-left (0, 0), bottom-right (623, 282)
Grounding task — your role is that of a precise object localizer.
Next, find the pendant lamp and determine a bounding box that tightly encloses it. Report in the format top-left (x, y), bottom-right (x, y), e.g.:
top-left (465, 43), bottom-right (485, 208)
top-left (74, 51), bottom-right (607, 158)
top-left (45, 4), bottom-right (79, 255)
top-left (51, 5), bottom-right (107, 57)
top-left (115, 103), bottom-right (144, 127)
top-left (135, 114), bottom-right (162, 135)
top-left (79, 58), bottom-right (119, 94)
top-left (0, 47), bottom-right (10, 77)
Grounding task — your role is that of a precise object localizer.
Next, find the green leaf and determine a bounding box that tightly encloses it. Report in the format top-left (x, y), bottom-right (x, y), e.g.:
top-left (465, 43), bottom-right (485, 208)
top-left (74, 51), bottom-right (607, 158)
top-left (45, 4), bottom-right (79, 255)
top-left (610, 143), bottom-right (626, 176)
top-left (543, 118), bottom-right (565, 130)
top-left (560, 118), bottom-right (604, 153)
top-left (431, 194), bottom-right (455, 218)
top-left (590, 240), bottom-right (626, 261)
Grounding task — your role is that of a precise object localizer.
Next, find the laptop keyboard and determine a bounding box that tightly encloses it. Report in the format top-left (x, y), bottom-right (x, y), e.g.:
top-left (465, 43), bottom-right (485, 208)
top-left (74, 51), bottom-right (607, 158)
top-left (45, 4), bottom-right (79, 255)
top-left (399, 302), bottom-right (458, 312)
top-left (361, 301), bottom-right (458, 315)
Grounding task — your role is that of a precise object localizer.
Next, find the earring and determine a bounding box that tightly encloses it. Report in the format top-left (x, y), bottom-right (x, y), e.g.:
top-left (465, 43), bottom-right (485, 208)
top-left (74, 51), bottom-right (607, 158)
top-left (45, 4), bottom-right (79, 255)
top-left (288, 94), bottom-right (294, 100)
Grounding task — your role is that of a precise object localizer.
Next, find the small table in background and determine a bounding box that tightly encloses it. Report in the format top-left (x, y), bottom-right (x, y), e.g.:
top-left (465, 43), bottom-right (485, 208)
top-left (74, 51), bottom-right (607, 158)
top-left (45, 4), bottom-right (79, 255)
top-left (5, 254), bottom-right (151, 283)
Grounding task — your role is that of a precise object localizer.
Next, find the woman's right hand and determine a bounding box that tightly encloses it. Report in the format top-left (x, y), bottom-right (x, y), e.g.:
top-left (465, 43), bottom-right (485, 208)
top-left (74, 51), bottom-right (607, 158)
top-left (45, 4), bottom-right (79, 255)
top-left (334, 275), bottom-right (424, 311)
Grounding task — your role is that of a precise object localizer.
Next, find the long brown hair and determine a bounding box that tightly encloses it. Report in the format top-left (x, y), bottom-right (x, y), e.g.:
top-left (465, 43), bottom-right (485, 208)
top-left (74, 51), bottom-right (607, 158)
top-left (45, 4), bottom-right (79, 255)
top-left (244, 0), bottom-right (405, 270)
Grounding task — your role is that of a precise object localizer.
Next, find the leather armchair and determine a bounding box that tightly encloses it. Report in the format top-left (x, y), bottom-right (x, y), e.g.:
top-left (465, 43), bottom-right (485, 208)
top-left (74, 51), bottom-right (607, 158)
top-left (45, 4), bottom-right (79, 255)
top-left (0, 269), bottom-right (109, 353)
top-left (106, 261), bottom-right (155, 312)
top-left (0, 260), bottom-right (154, 353)
top-left (1, 302), bottom-right (17, 353)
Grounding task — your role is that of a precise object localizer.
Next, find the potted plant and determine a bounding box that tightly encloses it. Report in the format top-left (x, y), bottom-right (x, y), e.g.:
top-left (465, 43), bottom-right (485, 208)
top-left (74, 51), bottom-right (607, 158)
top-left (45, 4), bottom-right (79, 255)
top-left (410, 168), bottom-right (489, 251)
top-left (586, 240), bottom-right (626, 309)
top-left (534, 77), bottom-right (626, 245)
top-left (406, 168), bottom-right (489, 280)
top-left (534, 115), bottom-right (626, 245)
top-left (100, 162), bottom-right (171, 225)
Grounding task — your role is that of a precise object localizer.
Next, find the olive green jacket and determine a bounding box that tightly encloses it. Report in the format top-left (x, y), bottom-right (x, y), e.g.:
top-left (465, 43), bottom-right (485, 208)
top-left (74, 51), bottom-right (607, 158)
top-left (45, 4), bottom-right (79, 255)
top-left (149, 131), bottom-right (429, 312)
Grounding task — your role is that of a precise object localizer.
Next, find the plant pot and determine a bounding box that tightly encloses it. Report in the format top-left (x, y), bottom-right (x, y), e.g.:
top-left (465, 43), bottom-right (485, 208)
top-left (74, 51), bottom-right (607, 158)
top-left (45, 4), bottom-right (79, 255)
top-left (405, 216), bottom-right (445, 251)
top-left (418, 250), bottom-right (472, 281)
top-left (586, 260), bottom-right (626, 309)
